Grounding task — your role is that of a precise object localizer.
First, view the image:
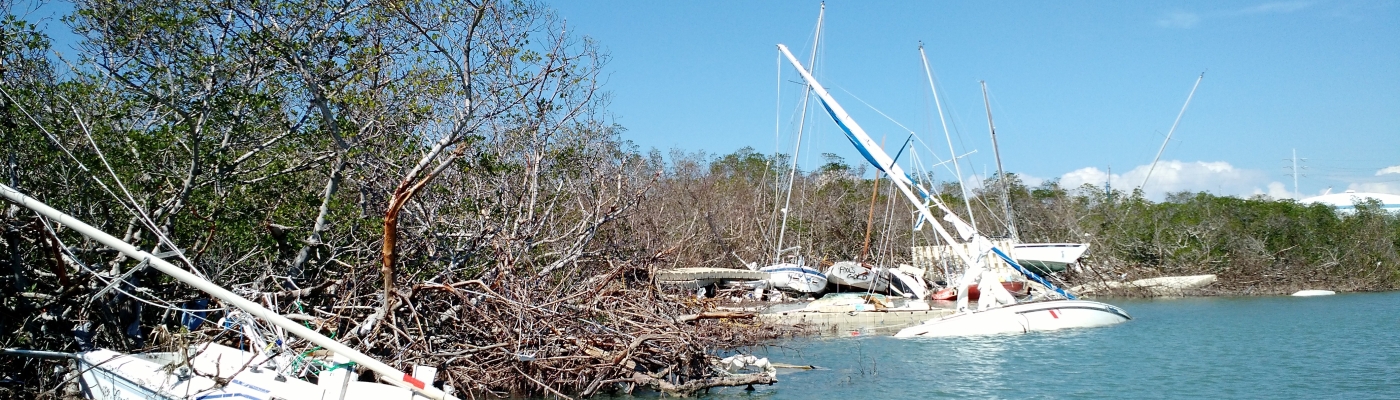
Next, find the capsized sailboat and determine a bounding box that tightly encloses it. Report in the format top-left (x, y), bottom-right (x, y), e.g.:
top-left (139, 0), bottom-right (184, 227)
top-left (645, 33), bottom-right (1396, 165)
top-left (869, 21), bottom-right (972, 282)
top-left (775, 43), bottom-right (1129, 337)
top-left (894, 248), bottom-right (1129, 337)
top-left (825, 261), bottom-right (890, 291)
top-left (0, 184), bottom-right (457, 400)
top-left (761, 261), bottom-right (828, 294)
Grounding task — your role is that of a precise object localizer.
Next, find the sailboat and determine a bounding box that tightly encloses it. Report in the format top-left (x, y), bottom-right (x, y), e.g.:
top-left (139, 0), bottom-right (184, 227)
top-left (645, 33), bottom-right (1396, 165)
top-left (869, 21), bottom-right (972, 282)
top-left (1011, 243), bottom-right (1090, 274)
top-left (826, 261), bottom-right (891, 291)
top-left (929, 80), bottom-right (1090, 282)
top-left (761, 259), bottom-right (829, 294)
top-left (774, 43), bottom-right (1130, 337)
top-left (759, 4), bottom-right (828, 296)
top-left (0, 184), bottom-right (457, 400)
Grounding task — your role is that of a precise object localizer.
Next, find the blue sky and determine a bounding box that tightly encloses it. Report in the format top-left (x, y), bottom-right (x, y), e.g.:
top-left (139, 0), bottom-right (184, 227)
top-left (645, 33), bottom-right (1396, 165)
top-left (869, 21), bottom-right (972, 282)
top-left (18, 1), bottom-right (1399, 200)
top-left (550, 0), bottom-right (1399, 200)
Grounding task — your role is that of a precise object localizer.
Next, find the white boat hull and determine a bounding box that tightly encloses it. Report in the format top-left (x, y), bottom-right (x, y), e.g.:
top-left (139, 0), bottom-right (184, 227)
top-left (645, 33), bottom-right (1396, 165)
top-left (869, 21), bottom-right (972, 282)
top-left (76, 343), bottom-right (421, 400)
top-left (894, 300), bottom-right (1130, 338)
top-left (1012, 243), bottom-right (1089, 272)
top-left (825, 261), bottom-right (890, 291)
top-left (761, 263), bottom-right (828, 294)
top-left (886, 268), bottom-right (929, 299)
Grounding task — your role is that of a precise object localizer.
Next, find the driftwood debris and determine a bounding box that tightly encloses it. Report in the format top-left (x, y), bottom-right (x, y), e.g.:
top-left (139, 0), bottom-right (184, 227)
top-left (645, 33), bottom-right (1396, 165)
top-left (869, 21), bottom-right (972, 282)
top-left (675, 311), bottom-right (756, 323)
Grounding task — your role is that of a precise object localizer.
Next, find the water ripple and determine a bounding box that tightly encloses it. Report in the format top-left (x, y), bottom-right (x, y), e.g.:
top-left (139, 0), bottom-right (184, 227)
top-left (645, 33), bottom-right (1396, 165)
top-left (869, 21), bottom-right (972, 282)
top-left (692, 292), bottom-right (1400, 399)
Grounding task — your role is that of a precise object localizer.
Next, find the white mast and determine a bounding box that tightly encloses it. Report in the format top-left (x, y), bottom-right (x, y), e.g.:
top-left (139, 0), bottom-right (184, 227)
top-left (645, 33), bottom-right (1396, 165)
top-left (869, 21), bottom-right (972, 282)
top-left (981, 81), bottom-right (1017, 240)
top-left (779, 44), bottom-right (1082, 308)
top-left (919, 44), bottom-right (977, 232)
top-left (1141, 72), bottom-right (1205, 190)
top-left (777, 44), bottom-right (981, 274)
top-left (0, 183), bottom-right (456, 400)
top-left (774, 2), bottom-right (824, 264)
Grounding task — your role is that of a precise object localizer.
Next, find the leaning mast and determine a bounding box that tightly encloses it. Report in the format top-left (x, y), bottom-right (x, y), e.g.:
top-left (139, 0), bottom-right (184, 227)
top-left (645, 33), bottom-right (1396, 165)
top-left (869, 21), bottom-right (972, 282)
top-left (776, 44), bottom-right (979, 271)
top-left (981, 81), bottom-right (1018, 241)
top-left (0, 184), bottom-right (457, 400)
top-left (1141, 72), bottom-right (1205, 190)
top-left (919, 44), bottom-right (978, 232)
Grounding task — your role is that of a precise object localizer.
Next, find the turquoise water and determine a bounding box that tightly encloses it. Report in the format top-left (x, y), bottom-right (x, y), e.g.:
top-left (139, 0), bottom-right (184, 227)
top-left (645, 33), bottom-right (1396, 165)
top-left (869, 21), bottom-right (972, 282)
top-left (710, 292), bottom-right (1400, 399)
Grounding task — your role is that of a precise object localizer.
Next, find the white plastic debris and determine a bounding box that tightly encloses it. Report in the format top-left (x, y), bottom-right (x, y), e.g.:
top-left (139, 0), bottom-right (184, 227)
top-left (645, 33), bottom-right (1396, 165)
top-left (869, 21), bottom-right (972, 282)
top-left (718, 354), bottom-right (776, 378)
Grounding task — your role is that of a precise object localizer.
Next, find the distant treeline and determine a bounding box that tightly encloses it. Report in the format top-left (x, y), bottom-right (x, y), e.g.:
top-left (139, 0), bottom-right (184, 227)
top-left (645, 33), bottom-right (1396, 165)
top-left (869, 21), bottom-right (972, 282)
top-left (634, 147), bottom-right (1400, 294)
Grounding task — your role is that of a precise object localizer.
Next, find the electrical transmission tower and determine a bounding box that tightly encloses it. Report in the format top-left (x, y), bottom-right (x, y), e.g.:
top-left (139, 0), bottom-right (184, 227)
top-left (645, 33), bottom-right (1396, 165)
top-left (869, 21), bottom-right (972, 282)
top-left (1284, 149), bottom-right (1307, 199)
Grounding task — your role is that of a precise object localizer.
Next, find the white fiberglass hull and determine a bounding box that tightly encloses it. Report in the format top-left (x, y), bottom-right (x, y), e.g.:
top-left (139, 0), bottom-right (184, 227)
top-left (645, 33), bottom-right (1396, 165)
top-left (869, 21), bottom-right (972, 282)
top-left (761, 263), bottom-right (828, 294)
top-left (825, 261), bottom-right (890, 291)
top-left (1012, 243), bottom-right (1088, 272)
top-left (76, 343), bottom-right (420, 400)
top-left (886, 268), bottom-right (930, 299)
top-left (894, 300), bottom-right (1130, 338)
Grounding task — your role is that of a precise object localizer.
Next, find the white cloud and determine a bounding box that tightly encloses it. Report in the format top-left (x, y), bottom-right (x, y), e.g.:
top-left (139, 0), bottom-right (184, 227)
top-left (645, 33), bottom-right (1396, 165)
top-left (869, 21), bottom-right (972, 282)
top-left (1257, 181), bottom-right (1294, 200)
top-left (1376, 165), bottom-right (1400, 176)
top-left (1238, 1), bottom-right (1312, 14)
top-left (1157, 11), bottom-right (1201, 28)
top-left (1060, 167), bottom-right (1111, 189)
top-left (1161, 2), bottom-right (1313, 29)
top-left (1347, 182), bottom-right (1400, 195)
top-left (1059, 160), bottom-right (1273, 200)
top-left (1017, 173), bottom-right (1047, 188)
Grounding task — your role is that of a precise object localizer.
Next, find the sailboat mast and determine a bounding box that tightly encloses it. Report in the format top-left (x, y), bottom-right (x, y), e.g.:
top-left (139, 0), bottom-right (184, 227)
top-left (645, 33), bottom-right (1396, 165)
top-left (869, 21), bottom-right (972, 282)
top-left (774, 2), bottom-right (824, 264)
top-left (0, 184), bottom-right (456, 400)
top-left (980, 81), bottom-right (1017, 240)
top-left (919, 44), bottom-right (978, 232)
top-left (860, 137), bottom-right (885, 261)
top-left (1141, 72), bottom-right (1205, 190)
top-left (777, 44), bottom-right (980, 271)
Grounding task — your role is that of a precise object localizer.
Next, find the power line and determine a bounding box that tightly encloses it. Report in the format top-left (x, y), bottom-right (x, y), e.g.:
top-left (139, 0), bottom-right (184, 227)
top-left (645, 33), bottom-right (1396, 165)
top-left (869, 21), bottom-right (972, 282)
top-left (1284, 149), bottom-right (1307, 199)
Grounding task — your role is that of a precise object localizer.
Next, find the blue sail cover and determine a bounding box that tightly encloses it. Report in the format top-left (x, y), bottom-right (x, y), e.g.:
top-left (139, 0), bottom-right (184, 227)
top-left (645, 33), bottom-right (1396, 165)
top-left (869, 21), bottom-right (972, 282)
top-left (817, 100), bottom-right (934, 201)
top-left (813, 82), bottom-right (1077, 298)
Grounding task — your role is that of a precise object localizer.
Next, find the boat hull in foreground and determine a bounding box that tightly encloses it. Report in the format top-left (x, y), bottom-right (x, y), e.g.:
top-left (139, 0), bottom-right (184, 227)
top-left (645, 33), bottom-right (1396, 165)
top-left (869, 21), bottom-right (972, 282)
top-left (894, 300), bottom-right (1130, 338)
top-left (75, 342), bottom-right (418, 400)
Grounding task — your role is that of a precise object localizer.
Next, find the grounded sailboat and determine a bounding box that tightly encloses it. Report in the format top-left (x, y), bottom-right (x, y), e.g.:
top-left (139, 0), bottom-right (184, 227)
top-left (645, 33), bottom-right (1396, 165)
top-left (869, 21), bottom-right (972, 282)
top-left (759, 4), bottom-right (828, 296)
top-left (826, 261), bottom-right (891, 292)
top-left (1012, 243), bottom-right (1090, 274)
top-left (761, 261), bottom-right (829, 294)
top-left (774, 43), bottom-right (1129, 338)
top-left (977, 80), bottom-right (1092, 276)
top-left (0, 184), bottom-right (456, 400)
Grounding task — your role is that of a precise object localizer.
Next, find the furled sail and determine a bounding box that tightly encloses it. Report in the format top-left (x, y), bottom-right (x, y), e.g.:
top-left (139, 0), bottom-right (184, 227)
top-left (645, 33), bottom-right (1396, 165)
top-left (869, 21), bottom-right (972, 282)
top-left (775, 44), bottom-right (1078, 304)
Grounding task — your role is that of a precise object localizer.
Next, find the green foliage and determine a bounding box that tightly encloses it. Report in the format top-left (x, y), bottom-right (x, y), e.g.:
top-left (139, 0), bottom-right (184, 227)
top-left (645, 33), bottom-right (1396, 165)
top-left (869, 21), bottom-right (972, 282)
top-left (640, 148), bottom-right (1400, 293)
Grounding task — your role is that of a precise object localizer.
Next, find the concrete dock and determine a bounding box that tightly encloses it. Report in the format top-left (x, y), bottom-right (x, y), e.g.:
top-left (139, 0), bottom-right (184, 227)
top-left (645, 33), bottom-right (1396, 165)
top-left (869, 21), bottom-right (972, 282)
top-left (655, 267), bottom-right (768, 282)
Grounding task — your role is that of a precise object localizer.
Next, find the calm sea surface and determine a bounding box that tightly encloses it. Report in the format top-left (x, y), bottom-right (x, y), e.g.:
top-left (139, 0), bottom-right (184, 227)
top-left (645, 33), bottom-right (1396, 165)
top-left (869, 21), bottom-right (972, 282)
top-left (697, 291), bottom-right (1400, 399)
